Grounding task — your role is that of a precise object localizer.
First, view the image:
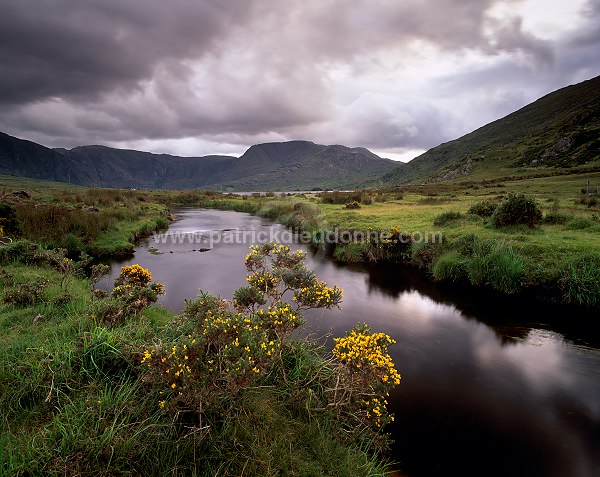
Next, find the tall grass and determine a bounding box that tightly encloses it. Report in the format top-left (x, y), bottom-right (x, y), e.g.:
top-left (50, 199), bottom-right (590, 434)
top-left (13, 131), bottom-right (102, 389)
top-left (466, 241), bottom-right (526, 294)
top-left (560, 255), bottom-right (600, 307)
top-left (429, 237), bottom-right (527, 294)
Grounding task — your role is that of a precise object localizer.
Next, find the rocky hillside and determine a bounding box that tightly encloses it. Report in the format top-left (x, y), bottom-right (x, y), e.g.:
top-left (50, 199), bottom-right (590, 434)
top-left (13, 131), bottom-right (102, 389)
top-left (382, 74), bottom-right (600, 185)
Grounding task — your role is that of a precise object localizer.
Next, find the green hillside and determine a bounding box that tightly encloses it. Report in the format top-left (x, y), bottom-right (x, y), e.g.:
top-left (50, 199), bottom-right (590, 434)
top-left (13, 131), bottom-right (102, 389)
top-left (382, 75), bottom-right (600, 185)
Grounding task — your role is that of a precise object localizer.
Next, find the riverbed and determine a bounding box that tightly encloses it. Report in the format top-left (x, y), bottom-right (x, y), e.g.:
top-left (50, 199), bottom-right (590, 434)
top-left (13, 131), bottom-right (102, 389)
top-left (100, 208), bottom-right (600, 477)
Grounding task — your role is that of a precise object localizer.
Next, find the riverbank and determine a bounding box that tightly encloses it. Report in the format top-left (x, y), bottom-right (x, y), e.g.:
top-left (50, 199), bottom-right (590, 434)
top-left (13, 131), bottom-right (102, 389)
top-left (156, 172), bottom-right (600, 308)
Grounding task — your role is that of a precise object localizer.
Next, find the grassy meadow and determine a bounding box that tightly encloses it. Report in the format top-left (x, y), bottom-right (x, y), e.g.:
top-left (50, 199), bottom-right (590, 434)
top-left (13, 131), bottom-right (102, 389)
top-left (154, 171), bottom-right (600, 307)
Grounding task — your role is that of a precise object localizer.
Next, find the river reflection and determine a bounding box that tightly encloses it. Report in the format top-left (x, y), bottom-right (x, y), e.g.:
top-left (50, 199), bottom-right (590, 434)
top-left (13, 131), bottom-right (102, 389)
top-left (101, 208), bottom-right (600, 477)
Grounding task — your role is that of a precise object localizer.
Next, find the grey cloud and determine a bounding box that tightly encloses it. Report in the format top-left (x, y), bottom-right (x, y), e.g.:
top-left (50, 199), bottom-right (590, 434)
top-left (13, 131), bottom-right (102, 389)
top-left (0, 0), bottom-right (255, 105)
top-left (0, 0), bottom-right (597, 155)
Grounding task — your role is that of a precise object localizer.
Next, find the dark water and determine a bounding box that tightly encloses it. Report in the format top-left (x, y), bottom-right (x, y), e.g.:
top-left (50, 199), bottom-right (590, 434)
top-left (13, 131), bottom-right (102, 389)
top-left (101, 208), bottom-right (600, 477)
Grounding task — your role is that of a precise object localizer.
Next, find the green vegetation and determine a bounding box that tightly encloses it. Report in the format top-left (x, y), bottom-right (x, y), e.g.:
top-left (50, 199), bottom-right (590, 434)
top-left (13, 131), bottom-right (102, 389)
top-left (148, 171), bottom-right (600, 308)
top-left (0, 246), bottom-right (398, 476)
top-left (490, 193), bottom-right (542, 228)
top-left (1, 181), bottom-right (170, 256)
top-left (1, 179), bottom-right (400, 475)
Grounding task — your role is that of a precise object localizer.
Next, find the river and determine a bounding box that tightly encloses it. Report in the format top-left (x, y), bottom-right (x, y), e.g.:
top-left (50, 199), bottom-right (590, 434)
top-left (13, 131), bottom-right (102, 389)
top-left (100, 208), bottom-right (600, 477)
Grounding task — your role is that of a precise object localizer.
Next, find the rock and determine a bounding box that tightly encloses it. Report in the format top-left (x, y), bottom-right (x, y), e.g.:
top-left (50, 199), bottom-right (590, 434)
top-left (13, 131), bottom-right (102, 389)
top-left (541, 137), bottom-right (574, 159)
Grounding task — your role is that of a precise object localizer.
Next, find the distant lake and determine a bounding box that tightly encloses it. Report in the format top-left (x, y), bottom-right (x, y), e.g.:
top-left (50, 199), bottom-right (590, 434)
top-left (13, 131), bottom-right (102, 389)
top-left (101, 208), bottom-right (600, 477)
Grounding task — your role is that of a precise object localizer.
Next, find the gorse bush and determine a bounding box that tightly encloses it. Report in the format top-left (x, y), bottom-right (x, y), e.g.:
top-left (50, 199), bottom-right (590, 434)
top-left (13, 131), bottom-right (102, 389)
top-left (468, 200), bottom-right (498, 218)
top-left (92, 264), bottom-right (164, 325)
top-left (139, 243), bottom-right (400, 454)
top-left (491, 193), bottom-right (542, 228)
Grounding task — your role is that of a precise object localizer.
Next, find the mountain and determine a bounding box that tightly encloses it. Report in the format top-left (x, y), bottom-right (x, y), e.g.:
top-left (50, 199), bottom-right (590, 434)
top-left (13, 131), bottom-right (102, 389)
top-left (212, 142), bottom-right (399, 190)
top-left (0, 133), bottom-right (398, 190)
top-left (382, 75), bottom-right (600, 185)
top-left (56, 146), bottom-right (236, 189)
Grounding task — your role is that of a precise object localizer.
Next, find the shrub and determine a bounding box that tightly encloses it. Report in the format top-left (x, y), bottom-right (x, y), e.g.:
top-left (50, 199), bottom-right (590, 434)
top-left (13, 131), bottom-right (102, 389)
top-left (0, 239), bottom-right (39, 263)
top-left (433, 211), bottom-right (462, 226)
top-left (491, 193), bottom-right (542, 228)
top-left (468, 200), bottom-right (498, 218)
top-left (92, 264), bottom-right (165, 325)
top-left (542, 213), bottom-right (569, 225)
top-left (3, 275), bottom-right (49, 306)
top-left (138, 243), bottom-right (400, 452)
top-left (560, 255), bottom-right (600, 307)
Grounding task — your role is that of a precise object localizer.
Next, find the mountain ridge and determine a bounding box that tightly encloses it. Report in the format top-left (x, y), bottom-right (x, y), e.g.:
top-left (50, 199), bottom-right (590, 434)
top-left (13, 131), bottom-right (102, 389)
top-left (0, 133), bottom-right (398, 190)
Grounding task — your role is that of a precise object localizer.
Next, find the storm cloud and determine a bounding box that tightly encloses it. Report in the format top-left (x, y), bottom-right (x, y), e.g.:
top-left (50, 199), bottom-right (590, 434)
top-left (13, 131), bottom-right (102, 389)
top-left (1, 0), bottom-right (599, 159)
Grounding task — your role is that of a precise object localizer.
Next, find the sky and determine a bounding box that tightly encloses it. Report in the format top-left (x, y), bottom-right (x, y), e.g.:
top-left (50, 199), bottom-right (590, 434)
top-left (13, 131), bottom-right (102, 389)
top-left (1, 0), bottom-right (599, 162)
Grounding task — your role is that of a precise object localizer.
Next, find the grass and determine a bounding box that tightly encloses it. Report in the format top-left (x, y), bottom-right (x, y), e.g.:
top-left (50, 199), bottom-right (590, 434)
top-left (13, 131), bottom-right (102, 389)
top-left (166, 171), bottom-right (600, 307)
top-left (1, 178), bottom-right (171, 257)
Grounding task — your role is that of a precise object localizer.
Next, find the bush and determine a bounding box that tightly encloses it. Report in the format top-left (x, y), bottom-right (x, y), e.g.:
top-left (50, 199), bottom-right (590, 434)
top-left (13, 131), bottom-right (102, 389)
top-left (542, 213), bottom-right (569, 225)
top-left (92, 264), bottom-right (165, 325)
top-left (468, 200), bottom-right (498, 218)
top-left (3, 275), bottom-right (49, 306)
top-left (139, 243), bottom-right (400, 455)
top-left (433, 211), bottom-right (462, 226)
top-left (491, 193), bottom-right (542, 228)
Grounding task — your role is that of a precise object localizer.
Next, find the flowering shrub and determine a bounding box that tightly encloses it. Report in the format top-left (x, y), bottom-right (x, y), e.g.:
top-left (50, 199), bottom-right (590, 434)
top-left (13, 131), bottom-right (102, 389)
top-left (138, 243), bottom-right (399, 451)
top-left (332, 323), bottom-right (400, 429)
top-left (3, 275), bottom-right (49, 306)
top-left (114, 264), bottom-right (153, 287)
top-left (92, 264), bottom-right (164, 325)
